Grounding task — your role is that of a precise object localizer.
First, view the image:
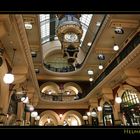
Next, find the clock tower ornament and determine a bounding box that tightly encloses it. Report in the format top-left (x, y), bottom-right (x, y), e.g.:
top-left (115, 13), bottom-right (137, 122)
top-left (56, 14), bottom-right (83, 64)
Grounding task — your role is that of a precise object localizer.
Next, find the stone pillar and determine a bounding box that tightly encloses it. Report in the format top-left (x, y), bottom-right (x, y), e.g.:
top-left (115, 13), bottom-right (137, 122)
top-left (31, 117), bottom-right (35, 126)
top-left (25, 112), bottom-right (31, 126)
top-left (88, 115), bottom-right (92, 125)
top-left (88, 99), bottom-right (98, 126)
top-left (97, 111), bottom-right (103, 126)
top-left (17, 102), bottom-right (24, 125)
top-left (113, 103), bottom-right (122, 126)
top-left (0, 59), bottom-right (11, 115)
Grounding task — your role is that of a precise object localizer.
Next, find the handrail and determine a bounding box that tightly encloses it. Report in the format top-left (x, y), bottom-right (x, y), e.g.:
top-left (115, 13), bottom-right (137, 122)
top-left (83, 31), bottom-right (140, 97)
top-left (41, 92), bottom-right (80, 101)
top-left (42, 31), bottom-right (140, 102)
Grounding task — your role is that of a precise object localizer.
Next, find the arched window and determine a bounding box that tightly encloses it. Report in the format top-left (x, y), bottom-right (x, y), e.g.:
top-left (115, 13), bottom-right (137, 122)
top-left (121, 89), bottom-right (140, 126)
top-left (121, 89), bottom-right (139, 107)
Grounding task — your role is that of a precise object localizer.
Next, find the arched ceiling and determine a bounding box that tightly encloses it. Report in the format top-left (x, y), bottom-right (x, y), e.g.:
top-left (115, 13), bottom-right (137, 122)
top-left (1, 14), bottom-right (140, 109)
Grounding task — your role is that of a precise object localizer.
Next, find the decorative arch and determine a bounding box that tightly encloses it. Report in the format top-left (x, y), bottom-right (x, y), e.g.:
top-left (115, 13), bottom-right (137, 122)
top-left (39, 110), bottom-right (60, 126)
top-left (64, 82), bottom-right (82, 94)
top-left (116, 84), bottom-right (140, 126)
top-left (61, 110), bottom-right (84, 126)
top-left (42, 40), bottom-right (61, 60)
top-left (100, 98), bottom-right (111, 107)
top-left (117, 84), bottom-right (138, 98)
top-left (40, 82), bottom-right (60, 94)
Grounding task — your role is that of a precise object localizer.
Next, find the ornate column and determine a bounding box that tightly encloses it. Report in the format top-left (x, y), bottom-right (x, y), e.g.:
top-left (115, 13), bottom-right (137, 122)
top-left (25, 112), bottom-right (31, 126)
top-left (16, 102), bottom-right (24, 125)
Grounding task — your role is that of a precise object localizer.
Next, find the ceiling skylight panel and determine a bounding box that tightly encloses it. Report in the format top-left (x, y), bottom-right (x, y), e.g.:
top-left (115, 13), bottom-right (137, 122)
top-left (40, 14), bottom-right (50, 43)
top-left (80, 14), bottom-right (93, 42)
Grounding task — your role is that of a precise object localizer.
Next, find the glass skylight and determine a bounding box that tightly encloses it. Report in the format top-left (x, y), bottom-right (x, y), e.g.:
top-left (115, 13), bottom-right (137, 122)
top-left (39, 14), bottom-right (93, 44)
top-left (80, 14), bottom-right (93, 42)
top-left (40, 14), bottom-right (50, 44)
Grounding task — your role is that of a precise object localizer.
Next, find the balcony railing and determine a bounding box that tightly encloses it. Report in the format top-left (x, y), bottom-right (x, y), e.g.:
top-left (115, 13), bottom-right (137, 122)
top-left (41, 92), bottom-right (80, 101)
top-left (42, 31), bottom-right (140, 102)
top-left (43, 15), bottom-right (107, 73)
top-left (44, 63), bottom-right (75, 72)
top-left (84, 31), bottom-right (140, 97)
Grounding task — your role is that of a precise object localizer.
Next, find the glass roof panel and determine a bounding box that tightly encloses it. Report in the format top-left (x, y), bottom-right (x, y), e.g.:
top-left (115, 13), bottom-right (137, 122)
top-left (39, 14), bottom-right (93, 44)
top-left (40, 14), bottom-right (50, 44)
top-left (80, 14), bottom-right (93, 42)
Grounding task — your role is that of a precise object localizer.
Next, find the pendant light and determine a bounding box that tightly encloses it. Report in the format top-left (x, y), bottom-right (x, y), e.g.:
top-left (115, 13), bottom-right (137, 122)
top-left (31, 111), bottom-right (38, 118)
top-left (3, 48), bottom-right (16, 84)
top-left (98, 64), bottom-right (103, 70)
top-left (35, 115), bottom-right (40, 121)
top-left (21, 79), bottom-right (29, 103)
top-left (115, 93), bottom-right (122, 103)
top-left (97, 53), bottom-right (105, 70)
top-left (112, 36), bottom-right (119, 51)
top-left (97, 100), bottom-right (102, 111)
top-left (97, 106), bottom-right (102, 111)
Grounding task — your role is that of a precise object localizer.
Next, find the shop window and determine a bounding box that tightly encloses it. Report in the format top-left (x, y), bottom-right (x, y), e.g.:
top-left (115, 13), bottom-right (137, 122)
top-left (103, 102), bottom-right (114, 126)
top-left (91, 109), bottom-right (99, 126)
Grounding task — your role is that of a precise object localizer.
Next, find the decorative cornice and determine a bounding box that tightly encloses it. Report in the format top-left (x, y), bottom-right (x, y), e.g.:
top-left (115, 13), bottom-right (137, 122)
top-left (13, 15), bottom-right (40, 106)
top-left (84, 43), bottom-right (140, 101)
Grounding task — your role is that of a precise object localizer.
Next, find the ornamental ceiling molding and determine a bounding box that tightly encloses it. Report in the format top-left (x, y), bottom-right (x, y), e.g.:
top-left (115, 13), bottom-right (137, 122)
top-left (14, 15), bottom-right (40, 105)
top-left (83, 42), bottom-right (140, 102)
top-left (78, 15), bottom-right (110, 71)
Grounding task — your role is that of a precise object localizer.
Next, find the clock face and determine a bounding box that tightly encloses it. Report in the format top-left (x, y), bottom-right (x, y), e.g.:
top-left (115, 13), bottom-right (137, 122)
top-left (64, 33), bottom-right (78, 42)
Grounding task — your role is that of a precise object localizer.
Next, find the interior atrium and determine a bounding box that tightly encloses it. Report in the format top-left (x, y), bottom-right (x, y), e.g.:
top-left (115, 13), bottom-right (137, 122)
top-left (0, 14), bottom-right (140, 126)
